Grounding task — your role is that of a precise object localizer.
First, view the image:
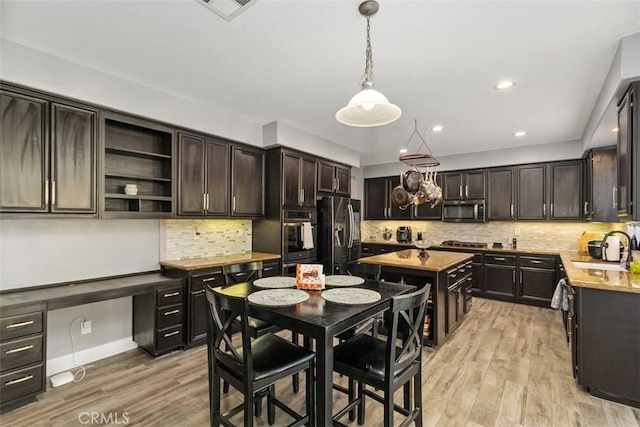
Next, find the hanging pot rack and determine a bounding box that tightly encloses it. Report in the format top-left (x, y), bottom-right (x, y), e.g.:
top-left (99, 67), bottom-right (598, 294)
top-left (399, 119), bottom-right (440, 168)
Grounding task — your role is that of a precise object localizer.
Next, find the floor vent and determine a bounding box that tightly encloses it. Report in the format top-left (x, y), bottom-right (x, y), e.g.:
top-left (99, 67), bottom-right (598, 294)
top-left (195, 0), bottom-right (260, 22)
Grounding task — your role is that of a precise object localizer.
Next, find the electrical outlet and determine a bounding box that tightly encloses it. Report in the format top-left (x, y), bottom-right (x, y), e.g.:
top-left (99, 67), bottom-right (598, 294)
top-left (81, 319), bottom-right (92, 335)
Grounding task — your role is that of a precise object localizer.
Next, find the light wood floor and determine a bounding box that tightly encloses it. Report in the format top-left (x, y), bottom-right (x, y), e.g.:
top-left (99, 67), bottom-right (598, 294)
top-left (2, 298), bottom-right (639, 426)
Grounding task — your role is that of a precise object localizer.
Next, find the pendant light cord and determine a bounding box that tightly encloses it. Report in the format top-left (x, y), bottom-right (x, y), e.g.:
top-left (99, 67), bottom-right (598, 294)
top-left (363, 16), bottom-right (374, 84)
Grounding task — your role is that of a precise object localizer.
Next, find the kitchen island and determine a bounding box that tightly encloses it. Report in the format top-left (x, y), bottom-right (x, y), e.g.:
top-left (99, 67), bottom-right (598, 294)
top-left (359, 249), bottom-right (474, 347)
top-left (559, 251), bottom-right (639, 408)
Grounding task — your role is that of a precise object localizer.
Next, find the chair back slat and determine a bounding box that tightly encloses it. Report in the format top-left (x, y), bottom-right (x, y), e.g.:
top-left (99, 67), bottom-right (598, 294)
top-left (222, 261), bottom-right (264, 285)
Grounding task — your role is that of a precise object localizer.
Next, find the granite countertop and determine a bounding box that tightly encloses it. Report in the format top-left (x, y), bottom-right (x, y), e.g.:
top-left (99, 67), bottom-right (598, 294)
top-left (359, 249), bottom-right (473, 272)
top-left (160, 252), bottom-right (280, 271)
top-left (560, 251), bottom-right (640, 294)
top-left (363, 240), bottom-right (561, 256)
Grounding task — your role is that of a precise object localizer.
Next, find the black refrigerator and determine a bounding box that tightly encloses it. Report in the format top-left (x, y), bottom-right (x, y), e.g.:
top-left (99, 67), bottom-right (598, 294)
top-left (317, 197), bottom-right (361, 274)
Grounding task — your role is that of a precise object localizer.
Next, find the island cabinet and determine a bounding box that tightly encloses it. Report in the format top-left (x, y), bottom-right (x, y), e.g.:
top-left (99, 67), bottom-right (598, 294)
top-left (177, 132), bottom-right (229, 216)
top-left (101, 111), bottom-right (175, 218)
top-left (1, 86), bottom-right (97, 215)
top-left (0, 303), bottom-right (47, 414)
top-left (358, 249), bottom-right (474, 348)
top-left (317, 160), bottom-right (350, 197)
top-left (584, 147), bottom-right (617, 222)
top-left (443, 170), bottom-right (486, 201)
top-left (573, 287), bottom-right (640, 408)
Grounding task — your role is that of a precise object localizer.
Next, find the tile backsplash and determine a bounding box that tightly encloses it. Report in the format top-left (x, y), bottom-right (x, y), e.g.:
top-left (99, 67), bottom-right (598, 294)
top-left (362, 220), bottom-right (626, 252)
top-left (160, 219), bottom-right (251, 260)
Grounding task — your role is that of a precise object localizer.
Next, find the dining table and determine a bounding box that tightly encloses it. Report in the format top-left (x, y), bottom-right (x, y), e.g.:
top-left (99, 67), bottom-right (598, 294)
top-left (209, 277), bottom-right (415, 426)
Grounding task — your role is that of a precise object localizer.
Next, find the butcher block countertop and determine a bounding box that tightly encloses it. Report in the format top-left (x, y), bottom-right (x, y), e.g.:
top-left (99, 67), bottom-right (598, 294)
top-left (560, 251), bottom-right (640, 294)
top-left (160, 252), bottom-right (280, 271)
top-left (359, 249), bottom-right (473, 272)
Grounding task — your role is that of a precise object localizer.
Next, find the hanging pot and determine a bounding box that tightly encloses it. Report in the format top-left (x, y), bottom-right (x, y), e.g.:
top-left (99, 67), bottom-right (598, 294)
top-left (391, 185), bottom-right (411, 208)
top-left (402, 169), bottom-right (424, 193)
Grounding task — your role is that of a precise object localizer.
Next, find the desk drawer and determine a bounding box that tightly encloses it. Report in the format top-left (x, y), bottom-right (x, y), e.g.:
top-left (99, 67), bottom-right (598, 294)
top-left (485, 254), bottom-right (516, 266)
top-left (0, 336), bottom-right (43, 373)
top-left (156, 286), bottom-right (184, 306)
top-left (156, 325), bottom-right (183, 351)
top-left (1, 312), bottom-right (43, 341)
top-left (190, 271), bottom-right (223, 293)
top-left (0, 364), bottom-right (44, 404)
top-left (156, 304), bottom-right (183, 330)
top-left (520, 256), bottom-right (555, 269)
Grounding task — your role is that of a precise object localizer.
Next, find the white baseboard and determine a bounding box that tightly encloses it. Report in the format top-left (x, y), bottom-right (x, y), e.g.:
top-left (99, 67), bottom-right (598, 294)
top-left (47, 338), bottom-right (139, 377)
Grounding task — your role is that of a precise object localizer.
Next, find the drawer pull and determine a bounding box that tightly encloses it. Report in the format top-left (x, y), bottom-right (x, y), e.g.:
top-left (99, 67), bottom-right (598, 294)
top-left (193, 289), bottom-right (205, 295)
top-left (448, 274), bottom-right (457, 279)
top-left (164, 310), bottom-right (180, 316)
top-left (530, 260), bottom-right (543, 264)
top-left (164, 331), bottom-right (180, 338)
top-left (201, 277), bottom-right (217, 282)
top-left (264, 267), bottom-right (274, 271)
top-left (5, 375), bottom-right (33, 386)
top-left (5, 320), bottom-right (35, 329)
top-left (235, 272), bottom-right (246, 277)
top-left (5, 344), bottom-right (34, 354)
top-left (163, 292), bottom-right (180, 298)
top-left (494, 257), bottom-right (506, 261)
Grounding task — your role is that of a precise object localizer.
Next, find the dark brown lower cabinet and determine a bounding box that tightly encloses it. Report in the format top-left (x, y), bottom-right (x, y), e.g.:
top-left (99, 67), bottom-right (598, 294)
top-left (575, 287), bottom-right (640, 408)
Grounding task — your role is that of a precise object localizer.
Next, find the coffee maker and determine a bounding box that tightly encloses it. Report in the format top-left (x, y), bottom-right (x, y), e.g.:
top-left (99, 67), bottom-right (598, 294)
top-left (396, 226), bottom-right (412, 243)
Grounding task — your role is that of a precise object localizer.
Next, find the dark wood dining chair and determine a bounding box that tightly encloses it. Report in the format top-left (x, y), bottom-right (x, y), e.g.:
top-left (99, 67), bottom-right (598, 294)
top-left (205, 285), bottom-right (315, 427)
top-left (331, 283), bottom-right (431, 427)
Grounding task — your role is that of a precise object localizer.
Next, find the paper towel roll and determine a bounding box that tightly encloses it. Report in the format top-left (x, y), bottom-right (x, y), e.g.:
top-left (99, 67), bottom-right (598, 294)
top-left (603, 236), bottom-right (620, 262)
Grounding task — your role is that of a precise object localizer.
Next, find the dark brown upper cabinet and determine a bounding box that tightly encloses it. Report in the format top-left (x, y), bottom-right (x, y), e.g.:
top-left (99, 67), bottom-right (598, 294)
top-left (549, 161), bottom-right (583, 220)
top-left (283, 152), bottom-right (317, 208)
top-left (443, 170), bottom-right (485, 201)
top-left (516, 164), bottom-right (547, 220)
top-left (0, 88), bottom-right (97, 215)
top-left (585, 147), bottom-right (617, 222)
top-left (616, 82), bottom-right (637, 221)
top-left (487, 167), bottom-right (515, 220)
top-left (177, 132), bottom-right (229, 216)
top-left (230, 145), bottom-right (264, 217)
top-left (318, 160), bottom-right (351, 197)
top-left (364, 176), bottom-right (412, 220)
top-left (102, 112), bottom-right (174, 218)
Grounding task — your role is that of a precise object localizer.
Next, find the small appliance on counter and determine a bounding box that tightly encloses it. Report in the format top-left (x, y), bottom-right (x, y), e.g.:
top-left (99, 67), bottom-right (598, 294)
top-left (396, 226), bottom-right (412, 243)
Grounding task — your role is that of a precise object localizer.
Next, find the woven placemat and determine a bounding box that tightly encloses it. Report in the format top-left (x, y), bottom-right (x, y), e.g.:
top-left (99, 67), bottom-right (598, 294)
top-left (253, 277), bottom-right (297, 289)
top-left (321, 288), bottom-right (381, 305)
top-left (247, 289), bottom-right (309, 307)
top-left (325, 275), bottom-right (365, 287)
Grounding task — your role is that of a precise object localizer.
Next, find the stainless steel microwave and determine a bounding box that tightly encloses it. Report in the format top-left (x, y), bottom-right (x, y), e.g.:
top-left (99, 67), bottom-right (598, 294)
top-left (442, 200), bottom-right (486, 223)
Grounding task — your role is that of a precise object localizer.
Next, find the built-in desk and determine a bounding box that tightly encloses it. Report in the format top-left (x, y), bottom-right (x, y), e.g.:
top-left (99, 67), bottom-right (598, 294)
top-left (0, 272), bottom-right (183, 414)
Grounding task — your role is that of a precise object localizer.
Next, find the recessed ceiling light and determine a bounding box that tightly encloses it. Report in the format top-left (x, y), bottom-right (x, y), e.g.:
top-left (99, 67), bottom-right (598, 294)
top-left (495, 80), bottom-right (515, 90)
top-left (611, 127), bottom-right (619, 132)
top-left (514, 131), bottom-right (526, 137)
top-left (431, 125), bottom-right (444, 132)
top-left (399, 148), bottom-right (408, 153)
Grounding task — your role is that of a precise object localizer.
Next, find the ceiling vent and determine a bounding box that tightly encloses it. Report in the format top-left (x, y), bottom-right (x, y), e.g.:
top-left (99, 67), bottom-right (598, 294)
top-left (195, 0), bottom-right (260, 22)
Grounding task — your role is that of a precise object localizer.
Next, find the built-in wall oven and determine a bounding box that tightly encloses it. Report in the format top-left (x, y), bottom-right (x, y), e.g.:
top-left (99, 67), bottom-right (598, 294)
top-left (282, 209), bottom-right (317, 276)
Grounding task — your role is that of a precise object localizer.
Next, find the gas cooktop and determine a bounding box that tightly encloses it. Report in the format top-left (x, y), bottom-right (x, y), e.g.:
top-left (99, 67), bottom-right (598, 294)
top-left (441, 240), bottom-right (488, 248)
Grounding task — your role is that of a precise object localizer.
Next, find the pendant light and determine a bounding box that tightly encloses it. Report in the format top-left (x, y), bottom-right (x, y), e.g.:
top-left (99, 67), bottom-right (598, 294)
top-left (336, 0), bottom-right (401, 127)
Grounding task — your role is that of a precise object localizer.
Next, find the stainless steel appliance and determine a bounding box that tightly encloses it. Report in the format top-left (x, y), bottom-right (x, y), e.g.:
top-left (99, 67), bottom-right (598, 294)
top-left (282, 208), bottom-right (317, 265)
top-left (317, 197), bottom-right (361, 274)
top-left (443, 200), bottom-right (486, 223)
top-left (396, 226), bottom-right (412, 243)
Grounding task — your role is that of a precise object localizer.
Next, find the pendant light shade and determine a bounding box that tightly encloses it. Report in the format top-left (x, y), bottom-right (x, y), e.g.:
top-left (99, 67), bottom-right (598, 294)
top-left (336, 0), bottom-right (401, 127)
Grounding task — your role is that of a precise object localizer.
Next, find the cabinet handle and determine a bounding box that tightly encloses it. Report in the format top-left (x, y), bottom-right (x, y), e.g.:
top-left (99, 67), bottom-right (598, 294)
top-left (264, 267), bottom-right (274, 271)
top-left (520, 271), bottom-right (523, 283)
top-left (465, 185), bottom-right (469, 197)
top-left (530, 260), bottom-right (543, 264)
top-left (163, 331), bottom-right (180, 338)
top-left (5, 375), bottom-right (33, 386)
top-left (449, 273), bottom-right (457, 279)
top-left (203, 194), bottom-right (207, 211)
top-left (584, 201), bottom-right (588, 216)
top-left (193, 289), bottom-right (205, 295)
top-left (336, 177), bottom-right (340, 191)
top-left (459, 185), bottom-right (463, 198)
top-left (512, 270), bottom-right (515, 282)
top-left (232, 196), bottom-right (237, 212)
top-left (551, 203), bottom-right (554, 216)
top-left (235, 272), bottom-right (246, 277)
top-left (494, 257), bottom-right (506, 261)
top-left (543, 203), bottom-right (546, 216)
top-left (5, 320), bottom-right (34, 329)
top-left (612, 186), bottom-right (617, 209)
top-left (164, 309), bottom-right (180, 316)
top-left (510, 204), bottom-right (514, 217)
top-left (163, 292), bottom-right (180, 298)
top-left (5, 344), bottom-right (34, 354)
top-left (205, 193), bottom-right (210, 211)
top-left (301, 189), bottom-right (305, 204)
top-left (201, 277), bottom-right (217, 282)
top-left (51, 181), bottom-right (56, 206)
top-left (44, 180), bottom-right (49, 205)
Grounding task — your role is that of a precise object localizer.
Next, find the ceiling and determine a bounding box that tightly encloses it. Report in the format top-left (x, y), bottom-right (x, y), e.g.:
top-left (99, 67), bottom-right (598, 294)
top-left (1, 0), bottom-right (639, 166)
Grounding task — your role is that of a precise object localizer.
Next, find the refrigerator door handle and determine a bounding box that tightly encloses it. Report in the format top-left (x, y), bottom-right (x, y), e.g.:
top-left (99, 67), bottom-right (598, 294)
top-left (347, 203), bottom-right (354, 249)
